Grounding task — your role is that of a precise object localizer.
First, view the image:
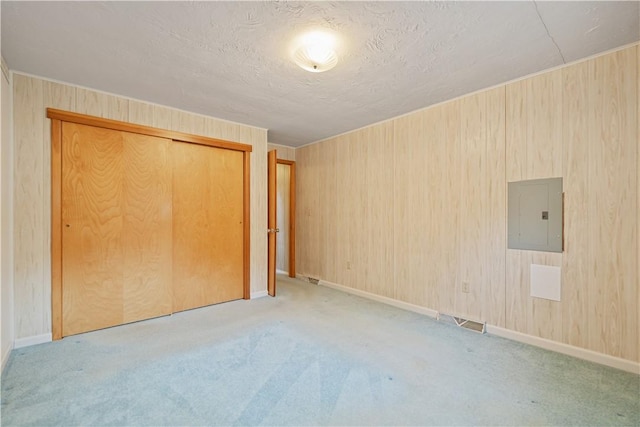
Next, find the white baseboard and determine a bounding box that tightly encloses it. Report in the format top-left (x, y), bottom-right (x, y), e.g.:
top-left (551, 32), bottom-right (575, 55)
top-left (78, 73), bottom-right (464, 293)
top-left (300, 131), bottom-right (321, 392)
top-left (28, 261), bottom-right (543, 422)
top-left (1, 343), bottom-right (13, 374)
top-left (276, 269), bottom-right (288, 275)
top-left (318, 278), bottom-right (439, 319)
top-left (251, 290), bottom-right (268, 299)
top-left (486, 325), bottom-right (640, 375)
top-left (300, 274), bottom-right (639, 375)
top-left (14, 333), bottom-right (52, 349)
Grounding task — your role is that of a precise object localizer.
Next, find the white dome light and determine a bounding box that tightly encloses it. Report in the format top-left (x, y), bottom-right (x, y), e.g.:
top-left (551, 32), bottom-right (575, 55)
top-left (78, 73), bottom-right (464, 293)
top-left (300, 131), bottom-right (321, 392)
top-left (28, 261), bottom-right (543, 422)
top-left (292, 30), bottom-right (339, 73)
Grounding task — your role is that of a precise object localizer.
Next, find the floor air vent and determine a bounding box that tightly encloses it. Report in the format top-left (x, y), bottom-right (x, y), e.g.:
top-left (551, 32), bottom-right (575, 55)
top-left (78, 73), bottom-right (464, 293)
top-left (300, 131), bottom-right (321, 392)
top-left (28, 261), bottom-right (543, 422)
top-left (440, 314), bottom-right (486, 334)
top-left (308, 277), bottom-right (319, 285)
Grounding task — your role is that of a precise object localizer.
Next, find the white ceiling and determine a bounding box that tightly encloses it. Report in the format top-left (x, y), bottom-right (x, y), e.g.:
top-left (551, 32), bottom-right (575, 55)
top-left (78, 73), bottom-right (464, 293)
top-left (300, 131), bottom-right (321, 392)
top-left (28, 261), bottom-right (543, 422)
top-left (2, 1), bottom-right (639, 147)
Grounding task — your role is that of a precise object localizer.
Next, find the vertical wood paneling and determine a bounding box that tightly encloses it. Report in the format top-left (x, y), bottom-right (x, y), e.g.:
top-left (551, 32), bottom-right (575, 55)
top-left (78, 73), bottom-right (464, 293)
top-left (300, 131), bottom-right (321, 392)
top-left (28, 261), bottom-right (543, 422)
top-left (283, 146), bottom-right (296, 161)
top-left (296, 143), bottom-right (319, 278)
top-left (171, 110), bottom-right (205, 135)
top-left (13, 75), bottom-right (45, 338)
top-left (204, 119), bottom-right (238, 142)
top-left (356, 131), bottom-right (367, 290)
top-left (485, 87), bottom-right (507, 327)
top-left (458, 92), bottom-right (486, 321)
top-left (393, 111), bottom-right (429, 306)
top-left (437, 101), bottom-right (461, 314)
top-left (365, 123), bottom-right (394, 298)
top-left (248, 133), bottom-right (268, 293)
top-left (295, 44), bottom-right (638, 363)
top-left (341, 133), bottom-right (357, 288)
top-left (1, 67), bottom-right (15, 354)
top-left (268, 143), bottom-right (296, 161)
top-left (128, 100), bottom-right (156, 127)
top-left (153, 106), bottom-right (173, 131)
top-left (336, 133), bottom-right (359, 288)
top-left (588, 48), bottom-right (637, 360)
top-left (308, 143), bottom-right (321, 278)
top-left (332, 137), bottom-right (346, 285)
top-left (562, 61), bottom-right (590, 350)
top-left (43, 82), bottom-right (76, 110)
top-left (527, 70), bottom-right (563, 179)
top-left (358, 130), bottom-right (371, 292)
top-left (505, 81), bottom-right (527, 182)
top-left (318, 139), bottom-right (337, 283)
top-left (76, 88), bottom-right (128, 121)
top-left (294, 148), bottom-right (309, 276)
top-left (424, 108), bottom-right (442, 308)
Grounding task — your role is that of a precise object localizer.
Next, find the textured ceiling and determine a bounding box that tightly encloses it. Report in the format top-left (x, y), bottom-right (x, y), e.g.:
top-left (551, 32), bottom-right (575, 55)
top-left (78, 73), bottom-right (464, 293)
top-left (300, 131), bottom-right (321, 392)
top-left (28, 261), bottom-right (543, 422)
top-left (2, 1), bottom-right (639, 147)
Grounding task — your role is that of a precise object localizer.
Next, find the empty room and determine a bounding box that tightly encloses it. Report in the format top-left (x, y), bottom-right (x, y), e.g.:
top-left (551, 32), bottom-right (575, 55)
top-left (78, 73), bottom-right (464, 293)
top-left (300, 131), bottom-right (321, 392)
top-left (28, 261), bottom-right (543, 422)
top-left (1, 1), bottom-right (639, 426)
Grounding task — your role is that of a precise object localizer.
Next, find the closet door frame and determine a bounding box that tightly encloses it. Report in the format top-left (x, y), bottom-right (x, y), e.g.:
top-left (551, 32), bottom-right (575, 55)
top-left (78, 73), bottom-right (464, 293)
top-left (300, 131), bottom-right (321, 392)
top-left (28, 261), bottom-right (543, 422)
top-left (48, 108), bottom-right (253, 340)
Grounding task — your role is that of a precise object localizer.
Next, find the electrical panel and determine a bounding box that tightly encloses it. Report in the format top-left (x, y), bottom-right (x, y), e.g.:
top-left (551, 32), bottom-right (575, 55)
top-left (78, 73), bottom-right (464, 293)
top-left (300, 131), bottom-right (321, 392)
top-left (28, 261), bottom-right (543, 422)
top-left (508, 178), bottom-right (563, 253)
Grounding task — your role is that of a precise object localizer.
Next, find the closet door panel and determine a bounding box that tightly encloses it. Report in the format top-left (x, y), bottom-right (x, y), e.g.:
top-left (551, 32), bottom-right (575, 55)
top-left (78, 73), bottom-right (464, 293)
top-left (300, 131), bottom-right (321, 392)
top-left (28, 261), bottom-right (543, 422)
top-left (62, 123), bottom-right (125, 336)
top-left (62, 123), bottom-right (173, 336)
top-left (172, 142), bottom-right (244, 312)
top-left (122, 132), bottom-right (173, 323)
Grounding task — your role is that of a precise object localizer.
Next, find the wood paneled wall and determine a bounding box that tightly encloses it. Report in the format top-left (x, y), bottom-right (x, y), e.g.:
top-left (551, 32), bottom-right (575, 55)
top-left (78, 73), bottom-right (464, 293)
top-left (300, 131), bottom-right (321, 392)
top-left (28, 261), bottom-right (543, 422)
top-left (1, 60), bottom-right (15, 366)
top-left (12, 74), bottom-right (267, 340)
top-left (267, 143), bottom-right (296, 161)
top-left (296, 45), bottom-right (639, 363)
top-left (637, 43), bottom-right (640, 367)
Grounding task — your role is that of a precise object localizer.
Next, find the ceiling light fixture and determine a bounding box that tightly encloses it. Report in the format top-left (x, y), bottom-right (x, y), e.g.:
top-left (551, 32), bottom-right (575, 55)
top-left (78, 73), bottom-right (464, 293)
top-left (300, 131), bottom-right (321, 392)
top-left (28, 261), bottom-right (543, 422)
top-left (292, 30), bottom-right (339, 73)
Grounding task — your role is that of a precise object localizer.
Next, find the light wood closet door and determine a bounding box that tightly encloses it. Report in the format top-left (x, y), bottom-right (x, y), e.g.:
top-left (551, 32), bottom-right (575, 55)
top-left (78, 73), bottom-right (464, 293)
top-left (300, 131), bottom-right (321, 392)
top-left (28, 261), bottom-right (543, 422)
top-left (61, 123), bottom-right (172, 336)
top-left (172, 141), bottom-right (244, 312)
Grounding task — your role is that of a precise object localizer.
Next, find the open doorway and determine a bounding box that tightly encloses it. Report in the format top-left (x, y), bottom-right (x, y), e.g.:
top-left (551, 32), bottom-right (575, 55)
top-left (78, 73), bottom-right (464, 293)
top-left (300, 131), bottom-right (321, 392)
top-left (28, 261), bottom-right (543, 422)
top-left (276, 159), bottom-right (295, 277)
top-left (267, 150), bottom-right (296, 297)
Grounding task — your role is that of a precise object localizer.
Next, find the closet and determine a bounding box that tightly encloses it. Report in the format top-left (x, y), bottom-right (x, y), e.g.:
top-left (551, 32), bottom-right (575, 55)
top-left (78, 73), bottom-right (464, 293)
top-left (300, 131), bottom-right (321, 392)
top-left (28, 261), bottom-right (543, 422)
top-left (49, 109), bottom-right (251, 339)
top-left (171, 141), bottom-right (244, 312)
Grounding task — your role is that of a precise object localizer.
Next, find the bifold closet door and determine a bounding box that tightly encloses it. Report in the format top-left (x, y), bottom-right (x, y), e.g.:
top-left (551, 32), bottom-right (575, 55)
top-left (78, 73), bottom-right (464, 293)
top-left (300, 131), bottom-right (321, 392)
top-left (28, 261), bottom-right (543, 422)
top-left (172, 141), bottom-right (244, 312)
top-left (61, 123), bottom-right (172, 336)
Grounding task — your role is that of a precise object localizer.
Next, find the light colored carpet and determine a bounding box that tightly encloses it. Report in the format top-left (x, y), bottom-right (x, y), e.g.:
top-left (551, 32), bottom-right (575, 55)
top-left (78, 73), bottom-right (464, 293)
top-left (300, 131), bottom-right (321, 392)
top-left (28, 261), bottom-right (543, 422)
top-left (1, 275), bottom-right (639, 426)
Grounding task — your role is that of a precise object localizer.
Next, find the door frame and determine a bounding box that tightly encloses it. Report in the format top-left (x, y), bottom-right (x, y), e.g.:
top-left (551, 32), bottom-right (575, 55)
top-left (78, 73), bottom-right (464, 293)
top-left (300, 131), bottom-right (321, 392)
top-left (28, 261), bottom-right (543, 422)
top-left (267, 154), bottom-right (297, 297)
top-left (267, 150), bottom-right (277, 296)
top-left (48, 108), bottom-right (253, 340)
